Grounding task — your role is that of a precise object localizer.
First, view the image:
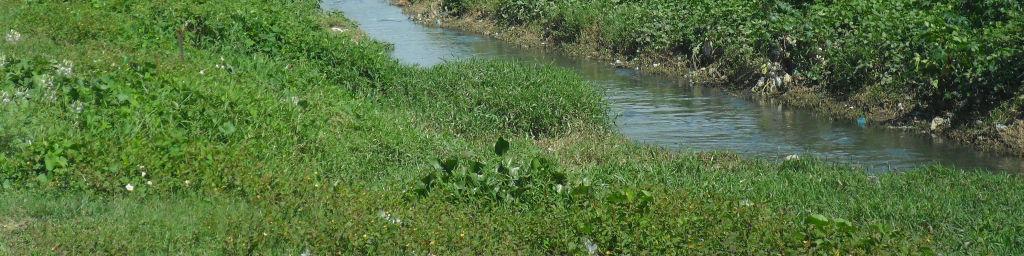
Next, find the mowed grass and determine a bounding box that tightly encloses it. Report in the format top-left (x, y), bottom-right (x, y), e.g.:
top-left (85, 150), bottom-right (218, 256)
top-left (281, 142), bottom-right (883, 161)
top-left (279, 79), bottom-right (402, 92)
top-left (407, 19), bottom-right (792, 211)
top-left (1, 0), bottom-right (1023, 254)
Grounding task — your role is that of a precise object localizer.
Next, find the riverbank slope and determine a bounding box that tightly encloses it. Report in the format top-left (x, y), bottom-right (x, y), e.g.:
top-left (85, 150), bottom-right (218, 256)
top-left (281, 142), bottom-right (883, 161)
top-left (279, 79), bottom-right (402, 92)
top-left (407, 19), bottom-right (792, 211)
top-left (400, 0), bottom-right (1024, 155)
top-left (1, 0), bottom-right (1023, 254)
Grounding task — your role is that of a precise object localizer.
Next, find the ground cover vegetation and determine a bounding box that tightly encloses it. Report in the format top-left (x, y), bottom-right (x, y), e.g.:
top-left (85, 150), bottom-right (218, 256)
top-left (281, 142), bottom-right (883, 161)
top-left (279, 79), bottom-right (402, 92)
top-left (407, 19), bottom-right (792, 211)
top-left (1, 0), bottom-right (1023, 254)
top-left (408, 0), bottom-right (1024, 154)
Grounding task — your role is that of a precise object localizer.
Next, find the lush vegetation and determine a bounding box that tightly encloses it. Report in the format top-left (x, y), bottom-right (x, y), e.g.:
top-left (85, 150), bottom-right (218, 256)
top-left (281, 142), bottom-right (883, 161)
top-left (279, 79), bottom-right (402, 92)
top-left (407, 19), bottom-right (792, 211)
top-left (424, 0), bottom-right (1024, 148)
top-left (2, 0), bottom-right (1023, 254)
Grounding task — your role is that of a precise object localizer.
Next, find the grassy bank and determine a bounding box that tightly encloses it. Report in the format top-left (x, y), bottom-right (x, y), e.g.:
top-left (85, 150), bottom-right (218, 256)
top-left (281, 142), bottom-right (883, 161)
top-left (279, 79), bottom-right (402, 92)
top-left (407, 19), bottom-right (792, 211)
top-left (2, 0), bottom-right (1023, 254)
top-left (402, 0), bottom-right (1024, 155)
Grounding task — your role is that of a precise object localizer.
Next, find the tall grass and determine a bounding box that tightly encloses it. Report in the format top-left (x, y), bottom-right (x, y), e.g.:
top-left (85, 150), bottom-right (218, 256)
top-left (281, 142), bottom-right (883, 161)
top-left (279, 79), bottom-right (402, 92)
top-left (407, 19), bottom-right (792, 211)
top-left (1, 0), bottom-right (1023, 254)
top-left (430, 0), bottom-right (1024, 129)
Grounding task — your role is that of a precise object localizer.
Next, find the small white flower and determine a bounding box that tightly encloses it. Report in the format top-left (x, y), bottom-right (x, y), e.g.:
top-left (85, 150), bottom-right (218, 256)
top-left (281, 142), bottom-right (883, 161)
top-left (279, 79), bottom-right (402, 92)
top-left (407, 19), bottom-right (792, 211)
top-left (290, 96), bottom-right (301, 105)
top-left (377, 211), bottom-right (402, 225)
top-left (54, 59), bottom-right (73, 76)
top-left (199, 69), bottom-right (206, 75)
top-left (70, 100), bottom-right (84, 113)
top-left (125, 183), bottom-right (135, 191)
top-left (1, 91), bottom-right (10, 104)
top-left (0, 54), bottom-right (7, 66)
top-left (35, 75), bottom-right (57, 101)
top-left (739, 199), bottom-right (754, 207)
top-left (146, 180), bottom-right (153, 186)
top-left (5, 29), bottom-right (21, 43)
top-left (652, 63), bottom-right (661, 67)
top-left (184, 180), bottom-right (191, 186)
top-left (141, 171), bottom-right (147, 177)
top-left (300, 249), bottom-right (312, 256)
top-left (37, 74), bottom-right (54, 88)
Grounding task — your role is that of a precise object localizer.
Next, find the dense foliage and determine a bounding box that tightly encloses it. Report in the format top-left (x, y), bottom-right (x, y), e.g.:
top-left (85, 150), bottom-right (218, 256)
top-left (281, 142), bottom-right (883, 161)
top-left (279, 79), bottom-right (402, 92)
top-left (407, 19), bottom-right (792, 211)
top-left (2, 0), bottom-right (1023, 254)
top-left (436, 0), bottom-right (1024, 126)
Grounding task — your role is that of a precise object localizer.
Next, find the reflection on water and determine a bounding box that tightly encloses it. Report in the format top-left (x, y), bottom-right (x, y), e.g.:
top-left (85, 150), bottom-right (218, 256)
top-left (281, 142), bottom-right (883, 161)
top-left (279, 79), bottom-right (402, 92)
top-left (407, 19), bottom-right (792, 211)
top-left (323, 0), bottom-right (1023, 172)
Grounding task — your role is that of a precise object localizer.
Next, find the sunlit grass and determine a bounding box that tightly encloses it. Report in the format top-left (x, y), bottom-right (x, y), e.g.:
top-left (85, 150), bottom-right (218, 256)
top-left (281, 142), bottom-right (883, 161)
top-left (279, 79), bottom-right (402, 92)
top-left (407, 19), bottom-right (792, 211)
top-left (1, 0), bottom-right (1023, 254)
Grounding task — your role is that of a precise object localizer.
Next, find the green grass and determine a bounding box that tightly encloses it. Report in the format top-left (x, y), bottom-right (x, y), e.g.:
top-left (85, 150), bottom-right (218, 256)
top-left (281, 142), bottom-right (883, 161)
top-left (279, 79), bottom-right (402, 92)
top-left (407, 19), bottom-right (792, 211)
top-left (1, 0), bottom-right (1023, 254)
top-left (421, 0), bottom-right (1024, 137)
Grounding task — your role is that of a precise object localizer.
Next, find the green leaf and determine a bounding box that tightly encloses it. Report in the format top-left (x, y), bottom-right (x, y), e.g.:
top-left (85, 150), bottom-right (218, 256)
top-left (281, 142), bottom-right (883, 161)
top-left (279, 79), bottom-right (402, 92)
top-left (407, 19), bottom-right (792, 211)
top-left (607, 191), bottom-right (628, 205)
top-left (420, 173), bottom-right (436, 186)
top-left (806, 214), bottom-right (830, 228)
top-left (530, 157), bottom-right (550, 170)
top-left (36, 174), bottom-right (49, 185)
top-left (497, 163), bottom-right (509, 176)
top-left (639, 190), bottom-right (654, 203)
top-left (413, 187), bottom-right (429, 197)
top-left (470, 161), bottom-right (485, 175)
top-left (550, 170), bottom-right (567, 185)
top-left (218, 122), bottom-right (237, 136)
top-left (44, 155), bottom-right (67, 171)
top-left (433, 158), bottom-right (458, 173)
top-left (494, 137), bottom-right (510, 156)
top-left (834, 217), bottom-right (855, 233)
top-left (571, 184), bottom-right (592, 197)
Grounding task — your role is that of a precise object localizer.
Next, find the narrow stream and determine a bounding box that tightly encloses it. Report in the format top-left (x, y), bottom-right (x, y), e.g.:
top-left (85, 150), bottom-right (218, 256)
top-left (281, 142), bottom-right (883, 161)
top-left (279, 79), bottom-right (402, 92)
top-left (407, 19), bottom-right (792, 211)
top-left (324, 0), bottom-right (1023, 172)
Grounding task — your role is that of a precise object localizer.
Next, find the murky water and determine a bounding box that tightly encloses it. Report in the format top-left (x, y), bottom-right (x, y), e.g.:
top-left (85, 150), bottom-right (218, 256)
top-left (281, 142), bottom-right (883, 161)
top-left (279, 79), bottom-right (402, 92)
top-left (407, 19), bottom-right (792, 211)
top-left (323, 0), bottom-right (1023, 172)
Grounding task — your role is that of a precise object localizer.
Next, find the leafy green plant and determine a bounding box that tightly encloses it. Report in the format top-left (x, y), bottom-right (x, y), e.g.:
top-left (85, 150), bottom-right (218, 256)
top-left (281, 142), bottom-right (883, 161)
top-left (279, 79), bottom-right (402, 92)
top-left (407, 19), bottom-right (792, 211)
top-left (441, 0), bottom-right (468, 16)
top-left (803, 213), bottom-right (888, 252)
top-left (436, 0), bottom-right (1024, 124)
top-left (3, 0), bottom-right (1024, 254)
top-left (412, 137), bottom-right (573, 204)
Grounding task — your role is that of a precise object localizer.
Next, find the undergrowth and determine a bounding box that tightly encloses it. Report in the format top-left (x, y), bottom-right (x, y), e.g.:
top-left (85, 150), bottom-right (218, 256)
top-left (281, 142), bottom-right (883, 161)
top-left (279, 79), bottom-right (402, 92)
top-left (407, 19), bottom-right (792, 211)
top-left (422, 0), bottom-right (1024, 147)
top-left (1, 0), bottom-right (1022, 254)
